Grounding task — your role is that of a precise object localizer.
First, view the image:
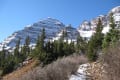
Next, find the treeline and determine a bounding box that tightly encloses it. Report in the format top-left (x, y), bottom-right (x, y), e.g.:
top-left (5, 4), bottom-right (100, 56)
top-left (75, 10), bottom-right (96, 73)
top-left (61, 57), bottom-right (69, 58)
top-left (0, 36), bottom-right (31, 76)
top-left (31, 28), bottom-right (77, 65)
top-left (0, 13), bottom-right (119, 76)
top-left (87, 13), bottom-right (120, 61)
top-left (0, 27), bottom-right (85, 76)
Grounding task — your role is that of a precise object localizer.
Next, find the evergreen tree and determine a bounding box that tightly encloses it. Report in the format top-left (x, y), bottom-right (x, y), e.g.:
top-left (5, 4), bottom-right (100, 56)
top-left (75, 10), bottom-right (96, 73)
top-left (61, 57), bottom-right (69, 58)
top-left (36, 28), bottom-right (45, 52)
top-left (0, 46), bottom-right (16, 75)
top-left (52, 41), bottom-right (59, 58)
top-left (34, 28), bottom-right (46, 62)
top-left (0, 46), bottom-right (6, 68)
top-left (62, 29), bottom-right (67, 40)
top-left (45, 41), bottom-right (51, 53)
top-left (2, 55), bottom-right (16, 75)
top-left (69, 41), bottom-right (75, 54)
top-left (102, 13), bottom-right (120, 49)
top-left (87, 18), bottom-right (104, 61)
top-left (14, 38), bottom-right (20, 58)
top-left (57, 39), bottom-right (64, 57)
top-left (14, 38), bottom-right (21, 64)
top-left (43, 41), bottom-right (56, 65)
top-left (20, 36), bottom-right (30, 61)
top-left (14, 38), bottom-right (25, 64)
top-left (24, 36), bottom-right (30, 56)
top-left (76, 35), bottom-right (87, 54)
top-left (63, 42), bottom-right (69, 55)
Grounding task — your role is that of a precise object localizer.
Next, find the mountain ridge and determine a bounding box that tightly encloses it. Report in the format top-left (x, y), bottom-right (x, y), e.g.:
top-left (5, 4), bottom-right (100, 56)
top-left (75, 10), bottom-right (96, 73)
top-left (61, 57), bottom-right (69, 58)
top-left (0, 6), bottom-right (120, 51)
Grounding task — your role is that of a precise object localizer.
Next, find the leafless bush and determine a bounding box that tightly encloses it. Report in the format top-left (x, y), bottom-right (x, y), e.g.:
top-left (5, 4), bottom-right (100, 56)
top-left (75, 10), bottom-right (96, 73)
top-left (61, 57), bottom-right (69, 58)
top-left (102, 44), bottom-right (120, 80)
top-left (17, 54), bottom-right (88, 80)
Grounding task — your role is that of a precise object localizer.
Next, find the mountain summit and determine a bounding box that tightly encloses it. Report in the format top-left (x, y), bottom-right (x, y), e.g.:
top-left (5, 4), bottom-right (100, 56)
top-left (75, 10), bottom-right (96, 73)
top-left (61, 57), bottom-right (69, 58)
top-left (0, 18), bottom-right (65, 50)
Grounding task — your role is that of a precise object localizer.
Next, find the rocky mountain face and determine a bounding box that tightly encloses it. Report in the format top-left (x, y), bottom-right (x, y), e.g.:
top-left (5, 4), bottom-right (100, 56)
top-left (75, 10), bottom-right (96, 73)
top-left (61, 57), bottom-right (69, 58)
top-left (78, 6), bottom-right (120, 38)
top-left (78, 15), bottom-right (108, 38)
top-left (78, 15), bottom-right (107, 31)
top-left (0, 6), bottom-right (120, 51)
top-left (53, 24), bottom-right (79, 42)
top-left (110, 6), bottom-right (120, 28)
top-left (0, 17), bottom-right (65, 50)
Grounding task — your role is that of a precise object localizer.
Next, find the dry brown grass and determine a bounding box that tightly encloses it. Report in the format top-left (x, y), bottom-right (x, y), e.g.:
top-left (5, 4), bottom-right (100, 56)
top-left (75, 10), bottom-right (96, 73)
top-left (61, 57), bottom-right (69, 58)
top-left (101, 44), bottom-right (120, 80)
top-left (18, 54), bottom-right (88, 80)
top-left (86, 43), bottom-right (120, 80)
top-left (87, 61), bottom-right (104, 80)
top-left (2, 59), bottom-right (38, 80)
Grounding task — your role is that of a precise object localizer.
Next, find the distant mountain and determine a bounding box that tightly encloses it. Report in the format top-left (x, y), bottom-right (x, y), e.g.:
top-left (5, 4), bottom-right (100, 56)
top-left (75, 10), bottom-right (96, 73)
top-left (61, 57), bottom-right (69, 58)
top-left (0, 6), bottom-right (120, 51)
top-left (53, 24), bottom-right (79, 42)
top-left (78, 6), bottom-right (120, 38)
top-left (0, 17), bottom-right (65, 50)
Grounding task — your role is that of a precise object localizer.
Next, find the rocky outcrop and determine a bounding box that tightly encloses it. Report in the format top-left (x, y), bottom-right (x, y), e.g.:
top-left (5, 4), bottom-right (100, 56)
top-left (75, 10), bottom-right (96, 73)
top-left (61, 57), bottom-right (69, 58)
top-left (87, 62), bottom-right (105, 80)
top-left (69, 62), bottom-right (105, 80)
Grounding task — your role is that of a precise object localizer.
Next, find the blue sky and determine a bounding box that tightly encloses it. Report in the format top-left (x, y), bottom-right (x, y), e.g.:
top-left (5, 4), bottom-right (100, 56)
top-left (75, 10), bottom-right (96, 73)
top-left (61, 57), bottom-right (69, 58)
top-left (0, 0), bottom-right (120, 42)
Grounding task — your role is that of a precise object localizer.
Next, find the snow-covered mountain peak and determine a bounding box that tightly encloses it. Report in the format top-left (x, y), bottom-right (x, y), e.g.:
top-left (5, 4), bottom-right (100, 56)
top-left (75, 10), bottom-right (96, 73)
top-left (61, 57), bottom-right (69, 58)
top-left (78, 6), bottom-right (120, 38)
top-left (110, 6), bottom-right (120, 14)
top-left (0, 18), bottom-right (65, 50)
top-left (23, 17), bottom-right (65, 30)
top-left (38, 17), bottom-right (64, 27)
top-left (108, 6), bottom-right (120, 28)
top-left (79, 20), bottom-right (91, 31)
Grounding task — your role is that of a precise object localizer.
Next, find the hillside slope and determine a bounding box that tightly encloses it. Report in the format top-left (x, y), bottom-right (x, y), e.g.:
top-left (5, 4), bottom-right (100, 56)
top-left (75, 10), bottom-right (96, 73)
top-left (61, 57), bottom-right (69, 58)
top-left (2, 60), bottom-right (38, 80)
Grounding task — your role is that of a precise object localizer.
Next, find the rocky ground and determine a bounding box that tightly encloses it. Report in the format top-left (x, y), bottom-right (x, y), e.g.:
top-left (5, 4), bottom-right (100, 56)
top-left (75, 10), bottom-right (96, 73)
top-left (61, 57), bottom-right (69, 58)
top-left (69, 62), bottom-right (104, 80)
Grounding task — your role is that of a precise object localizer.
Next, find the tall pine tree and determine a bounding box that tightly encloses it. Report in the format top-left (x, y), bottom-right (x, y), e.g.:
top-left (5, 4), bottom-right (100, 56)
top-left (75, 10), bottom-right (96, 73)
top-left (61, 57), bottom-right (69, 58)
top-left (21, 36), bottom-right (30, 60)
top-left (102, 13), bottom-right (120, 49)
top-left (87, 18), bottom-right (104, 61)
top-left (14, 38), bottom-right (20, 58)
top-left (34, 28), bottom-right (46, 62)
top-left (76, 35), bottom-right (87, 54)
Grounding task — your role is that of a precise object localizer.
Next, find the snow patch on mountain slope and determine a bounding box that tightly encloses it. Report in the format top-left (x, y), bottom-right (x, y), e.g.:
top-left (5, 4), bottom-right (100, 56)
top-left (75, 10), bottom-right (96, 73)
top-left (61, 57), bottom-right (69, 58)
top-left (102, 25), bottom-right (110, 34)
top-left (53, 25), bottom-right (79, 43)
top-left (78, 30), bottom-right (95, 38)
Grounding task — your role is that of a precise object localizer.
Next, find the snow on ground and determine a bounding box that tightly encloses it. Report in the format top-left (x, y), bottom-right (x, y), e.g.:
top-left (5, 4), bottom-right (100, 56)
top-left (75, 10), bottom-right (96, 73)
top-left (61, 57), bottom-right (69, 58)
top-left (69, 63), bottom-right (91, 80)
top-left (102, 25), bottom-right (110, 34)
top-left (78, 30), bottom-right (95, 38)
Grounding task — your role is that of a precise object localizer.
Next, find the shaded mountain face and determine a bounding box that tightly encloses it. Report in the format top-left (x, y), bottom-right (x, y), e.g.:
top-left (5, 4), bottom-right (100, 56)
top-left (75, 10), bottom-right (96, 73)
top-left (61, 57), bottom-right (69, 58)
top-left (53, 25), bottom-right (79, 41)
top-left (64, 25), bottom-right (79, 39)
top-left (0, 17), bottom-right (65, 50)
top-left (78, 15), bottom-right (108, 38)
top-left (78, 15), bottom-right (108, 32)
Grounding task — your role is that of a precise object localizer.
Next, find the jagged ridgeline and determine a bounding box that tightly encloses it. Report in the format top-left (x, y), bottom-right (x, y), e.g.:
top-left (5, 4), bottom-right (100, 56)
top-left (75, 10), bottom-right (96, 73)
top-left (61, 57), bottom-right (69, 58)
top-left (0, 18), bottom-right (65, 50)
top-left (0, 6), bottom-right (120, 51)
